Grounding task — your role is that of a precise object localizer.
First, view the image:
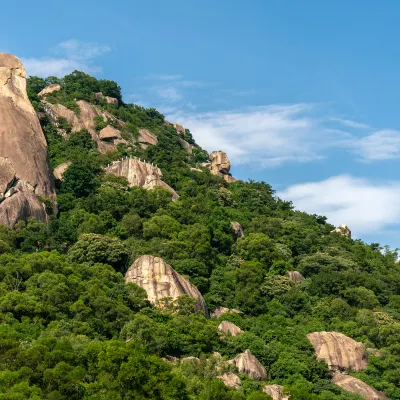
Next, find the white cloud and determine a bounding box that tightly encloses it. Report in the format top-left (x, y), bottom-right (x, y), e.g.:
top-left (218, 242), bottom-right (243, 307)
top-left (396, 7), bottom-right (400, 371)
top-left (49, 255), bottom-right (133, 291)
top-left (330, 117), bottom-right (371, 130)
top-left (168, 104), bottom-right (343, 166)
top-left (156, 86), bottom-right (183, 102)
top-left (278, 175), bottom-right (400, 236)
top-left (22, 39), bottom-right (111, 77)
top-left (354, 129), bottom-right (400, 161)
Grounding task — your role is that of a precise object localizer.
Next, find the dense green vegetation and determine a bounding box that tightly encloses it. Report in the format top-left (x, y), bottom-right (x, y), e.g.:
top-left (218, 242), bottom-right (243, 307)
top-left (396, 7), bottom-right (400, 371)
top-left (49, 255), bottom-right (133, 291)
top-left (0, 72), bottom-right (399, 399)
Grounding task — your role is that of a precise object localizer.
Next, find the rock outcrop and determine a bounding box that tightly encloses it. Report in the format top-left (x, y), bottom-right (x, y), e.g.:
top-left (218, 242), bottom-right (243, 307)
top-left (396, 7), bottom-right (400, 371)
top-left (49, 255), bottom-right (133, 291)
top-left (125, 255), bottom-right (208, 316)
top-left (212, 306), bottom-right (242, 318)
top-left (263, 385), bottom-right (290, 400)
top-left (231, 221), bottom-right (244, 238)
top-left (233, 350), bottom-right (267, 380)
top-left (218, 321), bottom-right (243, 337)
top-left (43, 100), bottom-right (121, 153)
top-left (105, 157), bottom-right (178, 200)
top-left (307, 332), bottom-right (367, 371)
top-left (53, 162), bottom-right (71, 181)
top-left (173, 123), bottom-right (185, 135)
top-left (287, 270), bottom-right (305, 283)
top-left (180, 138), bottom-right (193, 153)
top-left (209, 151), bottom-right (237, 183)
top-left (0, 53), bottom-right (55, 227)
top-left (99, 125), bottom-right (122, 141)
top-left (38, 83), bottom-right (61, 97)
top-left (218, 373), bottom-right (242, 389)
top-left (94, 91), bottom-right (118, 106)
top-left (138, 128), bottom-right (158, 148)
top-left (332, 373), bottom-right (388, 400)
top-left (332, 224), bottom-right (351, 238)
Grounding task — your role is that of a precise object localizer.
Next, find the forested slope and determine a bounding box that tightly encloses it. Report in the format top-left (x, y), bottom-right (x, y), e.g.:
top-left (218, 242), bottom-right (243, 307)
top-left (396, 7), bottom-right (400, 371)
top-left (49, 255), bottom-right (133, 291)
top-left (0, 69), bottom-right (400, 400)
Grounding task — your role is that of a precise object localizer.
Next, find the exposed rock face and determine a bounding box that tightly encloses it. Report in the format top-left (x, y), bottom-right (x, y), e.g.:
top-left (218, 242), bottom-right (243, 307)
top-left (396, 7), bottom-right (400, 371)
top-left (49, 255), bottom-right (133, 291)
top-left (212, 306), bottom-right (242, 318)
top-left (208, 151), bottom-right (237, 183)
top-left (94, 91), bottom-right (118, 106)
top-left (180, 138), bottom-right (192, 153)
top-left (38, 83), bottom-right (61, 97)
top-left (263, 385), bottom-right (290, 400)
top-left (43, 100), bottom-right (121, 153)
top-left (218, 321), bottom-right (243, 336)
top-left (0, 53), bottom-right (55, 227)
top-left (173, 123), bottom-right (185, 135)
top-left (307, 332), bottom-right (367, 372)
top-left (218, 373), bottom-right (241, 389)
top-left (332, 224), bottom-right (351, 238)
top-left (287, 270), bottom-right (305, 283)
top-left (181, 356), bottom-right (200, 363)
top-left (138, 128), bottom-right (157, 148)
top-left (53, 162), bottom-right (71, 181)
top-left (231, 221), bottom-right (244, 238)
top-left (125, 255), bottom-right (208, 316)
top-left (332, 373), bottom-right (389, 400)
top-left (99, 125), bottom-right (122, 140)
top-left (233, 350), bottom-right (267, 380)
top-left (105, 158), bottom-right (178, 200)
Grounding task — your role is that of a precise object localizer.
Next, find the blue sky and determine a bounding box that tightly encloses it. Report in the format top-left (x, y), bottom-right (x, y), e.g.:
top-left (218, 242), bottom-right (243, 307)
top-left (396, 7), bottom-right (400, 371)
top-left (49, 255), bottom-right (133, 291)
top-left (3, 0), bottom-right (400, 248)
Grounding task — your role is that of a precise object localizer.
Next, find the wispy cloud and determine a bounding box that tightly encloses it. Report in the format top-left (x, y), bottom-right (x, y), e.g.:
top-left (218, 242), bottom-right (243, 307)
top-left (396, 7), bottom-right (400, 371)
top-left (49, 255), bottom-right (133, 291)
top-left (279, 175), bottom-right (400, 236)
top-left (330, 117), bottom-right (371, 130)
top-left (157, 86), bottom-right (183, 102)
top-left (22, 39), bottom-right (111, 77)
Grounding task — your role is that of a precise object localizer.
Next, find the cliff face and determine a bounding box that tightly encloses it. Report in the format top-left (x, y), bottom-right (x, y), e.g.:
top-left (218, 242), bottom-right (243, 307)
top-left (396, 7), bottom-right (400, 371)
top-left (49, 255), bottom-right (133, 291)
top-left (0, 53), bottom-right (55, 227)
top-left (263, 385), bottom-right (290, 400)
top-left (125, 255), bottom-right (208, 316)
top-left (307, 331), bottom-right (367, 371)
top-left (105, 157), bottom-right (178, 200)
top-left (233, 349), bottom-right (267, 380)
top-left (208, 151), bottom-right (237, 183)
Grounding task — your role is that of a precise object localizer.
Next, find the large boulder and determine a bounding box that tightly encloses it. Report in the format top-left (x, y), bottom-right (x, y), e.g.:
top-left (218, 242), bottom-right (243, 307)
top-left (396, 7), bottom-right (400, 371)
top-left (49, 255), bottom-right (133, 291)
top-left (287, 270), bottom-right (305, 283)
top-left (0, 53), bottom-right (55, 227)
top-left (218, 373), bottom-right (242, 389)
top-left (263, 385), bottom-right (290, 400)
top-left (212, 306), bottom-right (242, 318)
top-left (307, 332), bottom-right (367, 371)
top-left (208, 151), bottom-right (237, 183)
top-left (218, 321), bottom-right (243, 337)
top-left (38, 83), bottom-right (61, 97)
top-left (105, 157), bottom-right (178, 200)
top-left (231, 221), bottom-right (244, 238)
top-left (99, 125), bottom-right (122, 141)
top-left (233, 349), bottom-right (267, 380)
top-left (332, 373), bottom-right (389, 400)
top-left (53, 162), bottom-right (71, 181)
top-left (94, 91), bottom-right (118, 106)
top-left (331, 224), bottom-right (351, 238)
top-left (138, 128), bottom-right (158, 148)
top-left (125, 255), bottom-right (208, 316)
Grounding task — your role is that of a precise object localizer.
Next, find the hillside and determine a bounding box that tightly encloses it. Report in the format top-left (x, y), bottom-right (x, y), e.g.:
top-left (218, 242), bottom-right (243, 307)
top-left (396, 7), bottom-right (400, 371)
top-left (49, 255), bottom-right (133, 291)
top-left (0, 53), bottom-right (400, 400)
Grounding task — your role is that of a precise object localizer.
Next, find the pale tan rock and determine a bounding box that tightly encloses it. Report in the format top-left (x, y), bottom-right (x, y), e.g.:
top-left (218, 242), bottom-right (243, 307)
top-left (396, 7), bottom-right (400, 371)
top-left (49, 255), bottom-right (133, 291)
top-left (99, 125), bottom-right (122, 140)
top-left (218, 321), bottom-right (243, 336)
top-left (173, 123), bottom-right (185, 134)
top-left (0, 181), bottom-right (48, 227)
top-left (332, 373), bottom-right (389, 400)
top-left (263, 385), bottom-right (290, 400)
top-left (218, 373), bottom-right (242, 389)
top-left (53, 162), bottom-right (71, 181)
top-left (94, 92), bottom-right (118, 106)
top-left (231, 222), bottom-right (244, 238)
top-left (180, 138), bottom-right (192, 153)
top-left (212, 307), bottom-right (242, 318)
top-left (307, 332), bottom-right (367, 371)
top-left (287, 271), bottom-right (305, 283)
top-left (181, 356), bottom-right (200, 363)
top-left (105, 158), bottom-right (179, 200)
top-left (0, 53), bottom-right (55, 227)
top-left (210, 151), bottom-right (231, 175)
top-left (331, 224), bottom-right (351, 238)
top-left (224, 175), bottom-right (237, 183)
top-left (233, 349), bottom-right (267, 380)
top-left (0, 157), bottom-right (16, 198)
top-left (138, 128), bottom-right (158, 148)
top-left (125, 255), bottom-right (208, 315)
top-left (38, 83), bottom-right (61, 97)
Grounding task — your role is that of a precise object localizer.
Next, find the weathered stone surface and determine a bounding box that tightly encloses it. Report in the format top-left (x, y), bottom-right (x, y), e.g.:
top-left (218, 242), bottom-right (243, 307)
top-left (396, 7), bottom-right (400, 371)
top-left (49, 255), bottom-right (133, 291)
top-left (180, 138), bottom-right (192, 153)
top-left (332, 373), bottom-right (389, 400)
top-left (94, 92), bottom-right (118, 106)
top-left (307, 332), bottom-right (367, 372)
top-left (287, 270), bottom-right (305, 283)
top-left (224, 175), bottom-right (237, 183)
top-left (218, 373), bottom-right (242, 389)
top-left (212, 306), bottom-right (242, 318)
top-left (173, 123), bottom-right (185, 134)
top-left (233, 349), bottom-right (267, 380)
top-left (105, 158), bottom-right (178, 200)
top-left (53, 162), bottom-right (71, 181)
top-left (38, 83), bottom-right (61, 97)
top-left (125, 255), bottom-right (208, 316)
top-left (231, 221), bottom-right (244, 238)
top-left (207, 151), bottom-right (237, 182)
top-left (138, 128), bottom-right (158, 148)
top-left (0, 53), bottom-right (55, 227)
top-left (181, 356), bottom-right (200, 363)
top-left (0, 181), bottom-right (48, 227)
top-left (332, 224), bottom-right (351, 238)
top-left (218, 321), bottom-right (243, 336)
top-left (263, 385), bottom-right (290, 400)
top-left (99, 125), bottom-right (122, 140)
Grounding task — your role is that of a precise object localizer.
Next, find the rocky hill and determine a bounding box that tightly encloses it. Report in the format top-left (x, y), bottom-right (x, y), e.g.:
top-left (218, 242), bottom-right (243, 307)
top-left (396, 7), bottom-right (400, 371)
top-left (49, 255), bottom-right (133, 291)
top-left (0, 54), bottom-right (400, 400)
